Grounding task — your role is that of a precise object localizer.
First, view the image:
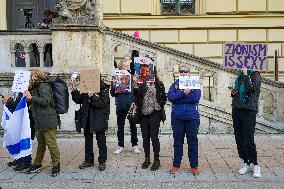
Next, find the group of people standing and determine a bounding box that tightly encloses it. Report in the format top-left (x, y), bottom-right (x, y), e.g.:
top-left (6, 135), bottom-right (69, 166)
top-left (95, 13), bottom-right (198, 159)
top-left (2, 60), bottom-right (262, 178)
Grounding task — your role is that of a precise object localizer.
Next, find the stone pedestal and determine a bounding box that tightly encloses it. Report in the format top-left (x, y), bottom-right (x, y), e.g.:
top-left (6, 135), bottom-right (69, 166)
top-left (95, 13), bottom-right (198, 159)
top-left (51, 0), bottom-right (104, 73)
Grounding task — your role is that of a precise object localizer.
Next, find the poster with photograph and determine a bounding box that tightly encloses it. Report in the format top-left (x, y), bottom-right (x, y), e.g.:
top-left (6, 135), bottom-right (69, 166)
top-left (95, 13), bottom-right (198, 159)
top-left (134, 57), bottom-right (155, 83)
top-left (114, 70), bottom-right (131, 93)
top-left (80, 69), bottom-right (100, 94)
top-left (12, 70), bottom-right (31, 93)
top-left (179, 76), bottom-right (201, 90)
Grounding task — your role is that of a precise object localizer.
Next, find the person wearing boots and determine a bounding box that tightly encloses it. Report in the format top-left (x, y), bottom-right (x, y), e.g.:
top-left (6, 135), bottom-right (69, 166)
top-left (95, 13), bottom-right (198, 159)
top-left (23, 69), bottom-right (60, 177)
top-left (133, 67), bottom-right (167, 171)
top-left (111, 60), bottom-right (140, 155)
top-left (167, 65), bottom-right (201, 175)
top-left (231, 66), bottom-right (262, 178)
top-left (70, 79), bottom-right (110, 171)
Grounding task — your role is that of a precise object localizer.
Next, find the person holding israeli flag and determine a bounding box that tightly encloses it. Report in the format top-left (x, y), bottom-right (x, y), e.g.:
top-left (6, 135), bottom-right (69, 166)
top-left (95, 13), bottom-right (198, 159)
top-left (1, 93), bottom-right (32, 172)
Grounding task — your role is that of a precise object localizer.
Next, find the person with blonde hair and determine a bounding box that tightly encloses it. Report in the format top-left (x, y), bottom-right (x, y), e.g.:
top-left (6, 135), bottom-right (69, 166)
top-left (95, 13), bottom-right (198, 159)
top-left (111, 60), bottom-right (140, 155)
top-left (23, 69), bottom-right (61, 177)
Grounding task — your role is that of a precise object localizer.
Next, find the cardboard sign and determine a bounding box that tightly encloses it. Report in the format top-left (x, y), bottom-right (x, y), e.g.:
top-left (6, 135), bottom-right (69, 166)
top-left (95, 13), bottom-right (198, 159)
top-left (12, 70), bottom-right (31, 93)
top-left (224, 43), bottom-right (267, 71)
top-left (134, 57), bottom-right (155, 83)
top-left (179, 76), bottom-right (200, 90)
top-left (80, 69), bottom-right (100, 94)
top-left (114, 70), bottom-right (131, 93)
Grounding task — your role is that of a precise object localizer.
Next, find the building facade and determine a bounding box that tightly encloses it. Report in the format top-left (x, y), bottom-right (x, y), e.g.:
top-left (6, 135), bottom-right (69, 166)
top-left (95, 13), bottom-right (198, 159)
top-left (1, 0), bottom-right (284, 80)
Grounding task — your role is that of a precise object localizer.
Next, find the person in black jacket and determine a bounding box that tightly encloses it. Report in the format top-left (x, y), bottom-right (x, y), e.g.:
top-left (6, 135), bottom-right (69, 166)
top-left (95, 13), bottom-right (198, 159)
top-left (111, 61), bottom-right (140, 155)
top-left (231, 66), bottom-right (261, 178)
top-left (2, 92), bottom-right (34, 172)
top-left (133, 67), bottom-right (167, 171)
top-left (70, 80), bottom-right (110, 171)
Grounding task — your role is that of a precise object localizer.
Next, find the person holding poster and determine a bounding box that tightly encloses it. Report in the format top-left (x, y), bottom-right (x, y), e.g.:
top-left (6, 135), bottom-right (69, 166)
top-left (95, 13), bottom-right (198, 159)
top-left (70, 74), bottom-right (110, 172)
top-left (167, 65), bottom-right (201, 175)
top-left (231, 66), bottom-right (262, 178)
top-left (1, 92), bottom-right (33, 172)
top-left (133, 66), bottom-right (167, 171)
top-left (110, 61), bottom-right (140, 155)
top-left (23, 69), bottom-right (61, 177)
top-left (134, 57), bottom-right (155, 83)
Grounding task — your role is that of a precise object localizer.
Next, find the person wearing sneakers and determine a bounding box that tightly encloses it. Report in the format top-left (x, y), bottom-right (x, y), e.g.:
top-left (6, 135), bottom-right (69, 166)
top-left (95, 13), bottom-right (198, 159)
top-left (111, 60), bottom-right (140, 155)
top-left (167, 65), bottom-right (201, 175)
top-left (23, 69), bottom-right (61, 177)
top-left (231, 66), bottom-right (261, 178)
top-left (133, 67), bottom-right (167, 171)
top-left (70, 79), bottom-right (110, 172)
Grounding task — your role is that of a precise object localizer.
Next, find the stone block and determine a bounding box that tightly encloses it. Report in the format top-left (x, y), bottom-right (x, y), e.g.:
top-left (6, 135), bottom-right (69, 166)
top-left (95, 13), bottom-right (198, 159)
top-left (238, 0), bottom-right (267, 12)
top-left (103, 0), bottom-right (121, 14)
top-left (267, 43), bottom-right (282, 57)
top-left (121, 0), bottom-right (152, 14)
top-left (238, 29), bottom-right (267, 42)
top-left (268, 0), bottom-right (284, 12)
top-left (150, 30), bottom-right (178, 43)
top-left (208, 29), bottom-right (237, 42)
top-left (206, 0), bottom-right (236, 13)
top-left (179, 30), bottom-right (207, 43)
top-left (121, 30), bottom-right (150, 41)
top-left (268, 29), bottom-right (284, 42)
top-left (194, 44), bottom-right (223, 57)
top-left (164, 44), bottom-right (194, 54)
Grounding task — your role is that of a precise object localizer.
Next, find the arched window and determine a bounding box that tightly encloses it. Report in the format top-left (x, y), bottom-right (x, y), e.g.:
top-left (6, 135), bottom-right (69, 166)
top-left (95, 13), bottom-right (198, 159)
top-left (44, 43), bottom-right (53, 67)
top-left (29, 43), bottom-right (40, 67)
top-left (15, 43), bottom-right (26, 67)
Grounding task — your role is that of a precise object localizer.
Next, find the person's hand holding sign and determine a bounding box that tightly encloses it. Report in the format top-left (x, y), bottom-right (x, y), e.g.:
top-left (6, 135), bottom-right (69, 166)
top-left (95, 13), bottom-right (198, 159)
top-left (241, 66), bottom-right (248, 75)
top-left (23, 90), bottom-right (32, 100)
top-left (184, 88), bottom-right (191, 95)
top-left (88, 91), bottom-right (94, 97)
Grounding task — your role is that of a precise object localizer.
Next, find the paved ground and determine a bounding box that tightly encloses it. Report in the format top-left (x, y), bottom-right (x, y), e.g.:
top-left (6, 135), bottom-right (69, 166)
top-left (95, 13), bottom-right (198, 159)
top-left (0, 134), bottom-right (284, 189)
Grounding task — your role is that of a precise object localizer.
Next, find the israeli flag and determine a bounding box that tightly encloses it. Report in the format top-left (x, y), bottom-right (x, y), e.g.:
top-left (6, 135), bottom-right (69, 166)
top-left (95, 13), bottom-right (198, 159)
top-left (1, 97), bottom-right (32, 159)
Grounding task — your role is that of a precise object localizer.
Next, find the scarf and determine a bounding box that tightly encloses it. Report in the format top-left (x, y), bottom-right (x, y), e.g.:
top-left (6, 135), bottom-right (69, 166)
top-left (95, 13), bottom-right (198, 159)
top-left (234, 70), bottom-right (254, 103)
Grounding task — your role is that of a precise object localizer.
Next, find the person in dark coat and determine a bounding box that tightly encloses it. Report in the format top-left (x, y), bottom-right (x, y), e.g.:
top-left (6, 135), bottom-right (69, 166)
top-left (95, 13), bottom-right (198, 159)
top-left (70, 79), bottom-right (110, 171)
top-left (133, 67), bottom-right (167, 171)
top-left (167, 65), bottom-right (201, 175)
top-left (111, 60), bottom-right (140, 155)
top-left (231, 66), bottom-right (262, 178)
top-left (23, 69), bottom-right (60, 177)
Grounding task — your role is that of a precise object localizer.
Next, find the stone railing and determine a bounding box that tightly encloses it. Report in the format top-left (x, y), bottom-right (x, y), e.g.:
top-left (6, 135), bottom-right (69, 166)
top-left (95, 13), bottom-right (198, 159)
top-left (0, 29), bottom-right (284, 134)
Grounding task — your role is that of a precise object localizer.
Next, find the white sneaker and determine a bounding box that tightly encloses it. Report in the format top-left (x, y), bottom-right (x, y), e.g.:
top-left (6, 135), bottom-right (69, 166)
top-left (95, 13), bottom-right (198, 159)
top-left (133, 145), bottom-right (140, 154)
top-left (114, 147), bottom-right (124, 155)
top-left (238, 163), bottom-right (250, 175)
top-left (253, 165), bottom-right (261, 178)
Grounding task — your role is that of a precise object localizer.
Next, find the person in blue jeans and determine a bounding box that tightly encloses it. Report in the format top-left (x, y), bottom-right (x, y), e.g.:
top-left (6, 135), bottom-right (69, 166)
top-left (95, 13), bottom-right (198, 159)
top-left (167, 65), bottom-right (201, 175)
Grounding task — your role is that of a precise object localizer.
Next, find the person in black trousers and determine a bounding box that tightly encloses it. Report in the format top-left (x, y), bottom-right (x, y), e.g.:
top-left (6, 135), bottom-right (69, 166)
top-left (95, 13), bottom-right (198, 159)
top-left (231, 66), bottom-right (261, 178)
top-left (133, 68), bottom-right (167, 171)
top-left (110, 60), bottom-right (140, 155)
top-left (70, 80), bottom-right (110, 171)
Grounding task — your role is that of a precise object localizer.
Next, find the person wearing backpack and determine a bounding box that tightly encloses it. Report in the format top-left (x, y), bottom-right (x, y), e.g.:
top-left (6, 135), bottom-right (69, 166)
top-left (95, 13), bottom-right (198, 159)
top-left (231, 66), bottom-right (262, 178)
top-left (70, 79), bottom-right (110, 171)
top-left (167, 65), bottom-right (201, 175)
top-left (110, 60), bottom-right (140, 155)
top-left (23, 69), bottom-right (61, 177)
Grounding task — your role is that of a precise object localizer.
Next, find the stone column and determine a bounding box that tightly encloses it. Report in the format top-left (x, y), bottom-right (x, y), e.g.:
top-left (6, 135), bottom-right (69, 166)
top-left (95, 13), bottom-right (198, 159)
top-left (51, 0), bottom-right (104, 73)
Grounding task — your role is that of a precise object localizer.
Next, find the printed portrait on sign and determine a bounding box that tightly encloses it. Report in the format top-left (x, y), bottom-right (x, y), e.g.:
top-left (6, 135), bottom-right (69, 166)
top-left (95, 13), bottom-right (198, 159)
top-left (134, 57), bottom-right (155, 83)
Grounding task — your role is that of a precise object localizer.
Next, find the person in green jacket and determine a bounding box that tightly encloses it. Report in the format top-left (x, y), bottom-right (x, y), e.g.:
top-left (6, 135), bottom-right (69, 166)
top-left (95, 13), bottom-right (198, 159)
top-left (23, 69), bottom-right (61, 177)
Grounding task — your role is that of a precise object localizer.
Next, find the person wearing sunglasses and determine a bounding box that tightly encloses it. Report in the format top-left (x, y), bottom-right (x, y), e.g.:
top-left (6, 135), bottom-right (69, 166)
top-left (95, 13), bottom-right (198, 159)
top-left (167, 65), bottom-right (201, 175)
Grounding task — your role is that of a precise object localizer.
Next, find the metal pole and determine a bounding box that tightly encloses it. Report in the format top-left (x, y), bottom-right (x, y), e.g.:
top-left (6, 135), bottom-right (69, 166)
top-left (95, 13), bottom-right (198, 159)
top-left (275, 50), bottom-right (279, 81)
top-left (209, 76), bottom-right (212, 102)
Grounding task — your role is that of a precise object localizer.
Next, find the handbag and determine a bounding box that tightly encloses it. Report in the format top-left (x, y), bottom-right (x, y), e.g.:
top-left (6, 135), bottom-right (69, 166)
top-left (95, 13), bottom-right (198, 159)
top-left (127, 102), bottom-right (140, 124)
